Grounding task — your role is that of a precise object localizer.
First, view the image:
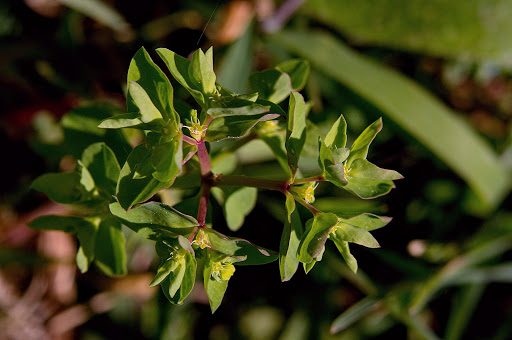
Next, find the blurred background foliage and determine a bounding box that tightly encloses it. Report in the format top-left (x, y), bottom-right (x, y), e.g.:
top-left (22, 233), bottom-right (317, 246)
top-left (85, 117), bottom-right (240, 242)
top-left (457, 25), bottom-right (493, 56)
top-left (1, 0), bottom-right (512, 339)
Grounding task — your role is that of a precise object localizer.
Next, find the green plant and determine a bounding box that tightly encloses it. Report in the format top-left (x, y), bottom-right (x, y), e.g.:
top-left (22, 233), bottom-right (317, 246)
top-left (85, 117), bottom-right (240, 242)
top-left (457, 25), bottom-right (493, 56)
top-left (28, 46), bottom-right (402, 312)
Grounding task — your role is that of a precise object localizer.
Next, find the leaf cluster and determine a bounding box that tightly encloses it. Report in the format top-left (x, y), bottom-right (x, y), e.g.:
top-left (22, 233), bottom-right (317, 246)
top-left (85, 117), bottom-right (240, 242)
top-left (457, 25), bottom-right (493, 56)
top-left (29, 46), bottom-right (401, 312)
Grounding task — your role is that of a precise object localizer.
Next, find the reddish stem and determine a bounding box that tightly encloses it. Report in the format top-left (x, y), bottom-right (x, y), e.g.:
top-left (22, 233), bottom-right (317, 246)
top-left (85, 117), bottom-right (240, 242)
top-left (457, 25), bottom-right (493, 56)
top-left (196, 141), bottom-right (212, 227)
top-left (292, 175), bottom-right (326, 185)
top-left (182, 135), bottom-right (198, 145)
top-left (197, 183), bottom-right (211, 227)
top-left (196, 142), bottom-right (211, 176)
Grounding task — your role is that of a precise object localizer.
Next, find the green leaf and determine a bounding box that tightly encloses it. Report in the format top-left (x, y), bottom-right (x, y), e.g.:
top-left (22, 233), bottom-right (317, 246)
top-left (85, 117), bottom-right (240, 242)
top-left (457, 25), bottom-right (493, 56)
top-left (127, 81), bottom-right (164, 124)
top-left (98, 112), bottom-right (162, 130)
top-left (204, 229), bottom-right (278, 265)
top-left (109, 201), bottom-right (197, 235)
top-left (279, 206), bottom-right (302, 281)
top-left (223, 187), bottom-right (258, 231)
top-left (286, 92), bottom-right (307, 179)
top-left (331, 237), bottom-right (358, 273)
top-left (344, 176), bottom-right (396, 199)
top-left (273, 30), bottom-right (510, 209)
top-left (29, 215), bottom-right (98, 273)
top-left (61, 104), bottom-right (132, 164)
top-left (333, 223), bottom-right (380, 248)
top-left (285, 192), bottom-right (296, 221)
top-left (127, 47), bottom-right (178, 124)
top-left (342, 158), bottom-right (402, 198)
top-left (324, 114), bottom-right (347, 149)
top-left (248, 69), bottom-right (293, 104)
top-left (318, 139), bottom-right (347, 188)
top-left (330, 297), bottom-right (381, 334)
top-left (150, 256), bottom-right (180, 287)
top-left (297, 213), bottom-right (339, 263)
top-left (348, 158), bottom-right (403, 181)
top-left (156, 48), bottom-right (206, 108)
top-left (204, 250), bottom-right (230, 313)
top-left (207, 95), bottom-right (270, 118)
top-left (28, 215), bottom-right (86, 233)
top-left (116, 144), bottom-right (174, 210)
top-left (189, 47), bottom-right (217, 96)
top-left (204, 114), bottom-right (280, 142)
top-left (157, 237), bottom-right (197, 304)
top-left (304, 0), bottom-right (512, 65)
top-left (275, 59), bottom-right (310, 91)
top-left (346, 118), bottom-right (382, 167)
top-left (77, 160), bottom-right (96, 193)
top-left (94, 217), bottom-right (126, 276)
top-left (32, 172), bottom-right (84, 204)
top-left (151, 137), bottom-right (183, 182)
top-left (80, 143), bottom-right (120, 196)
top-left (341, 213), bottom-right (392, 231)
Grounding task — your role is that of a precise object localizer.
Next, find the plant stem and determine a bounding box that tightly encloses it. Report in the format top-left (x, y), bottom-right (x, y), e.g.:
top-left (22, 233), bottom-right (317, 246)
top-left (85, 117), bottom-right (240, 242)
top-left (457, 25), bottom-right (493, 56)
top-left (292, 174), bottom-right (325, 185)
top-left (289, 190), bottom-right (322, 216)
top-left (182, 134), bottom-right (198, 145)
top-left (214, 175), bottom-right (288, 192)
top-left (197, 182), bottom-right (210, 227)
top-left (196, 141), bottom-right (212, 226)
top-left (196, 142), bottom-right (211, 176)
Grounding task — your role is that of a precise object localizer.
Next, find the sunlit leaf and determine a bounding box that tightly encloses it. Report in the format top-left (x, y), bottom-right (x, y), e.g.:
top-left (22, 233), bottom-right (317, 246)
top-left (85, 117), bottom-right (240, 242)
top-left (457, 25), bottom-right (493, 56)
top-left (346, 118), bottom-right (382, 167)
top-left (127, 81), bottom-right (164, 124)
top-left (204, 114), bottom-right (280, 142)
top-left (156, 48), bottom-right (206, 107)
top-left (109, 201), bottom-right (197, 234)
top-left (127, 47), bottom-right (178, 124)
top-left (189, 47), bottom-right (216, 96)
top-left (286, 92), bottom-right (307, 179)
top-left (324, 114), bottom-right (347, 149)
top-left (333, 223), bottom-right (380, 248)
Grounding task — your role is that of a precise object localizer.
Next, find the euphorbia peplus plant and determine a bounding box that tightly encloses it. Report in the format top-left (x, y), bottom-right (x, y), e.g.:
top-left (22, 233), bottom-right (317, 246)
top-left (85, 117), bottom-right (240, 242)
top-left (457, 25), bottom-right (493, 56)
top-left (29, 47), bottom-right (402, 312)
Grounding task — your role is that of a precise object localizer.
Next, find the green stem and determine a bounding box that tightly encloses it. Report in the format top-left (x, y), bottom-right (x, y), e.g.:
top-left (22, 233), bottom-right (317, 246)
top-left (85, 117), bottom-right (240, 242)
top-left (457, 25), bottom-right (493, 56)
top-left (292, 174), bottom-right (325, 185)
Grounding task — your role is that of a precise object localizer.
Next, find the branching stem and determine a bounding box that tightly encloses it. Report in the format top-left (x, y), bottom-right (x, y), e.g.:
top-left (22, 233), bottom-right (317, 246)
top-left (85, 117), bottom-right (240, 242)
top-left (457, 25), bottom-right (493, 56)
top-left (182, 134), bottom-right (198, 145)
top-left (293, 174), bottom-right (325, 185)
top-left (294, 195), bottom-right (322, 216)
